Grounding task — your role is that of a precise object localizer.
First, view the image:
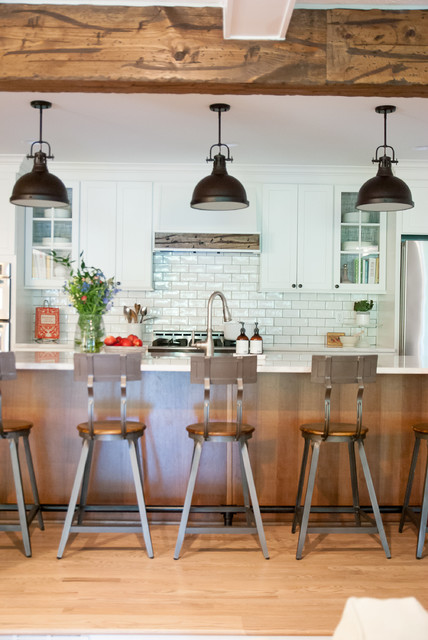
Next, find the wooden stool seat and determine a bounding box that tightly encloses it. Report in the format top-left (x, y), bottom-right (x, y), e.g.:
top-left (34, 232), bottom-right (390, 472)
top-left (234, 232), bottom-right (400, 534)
top-left (57, 353), bottom-right (153, 559)
top-left (300, 423), bottom-right (368, 438)
top-left (292, 355), bottom-right (390, 560)
top-left (174, 355), bottom-right (268, 560)
top-left (0, 352), bottom-right (44, 557)
top-left (77, 420), bottom-right (146, 437)
top-left (1, 419), bottom-right (33, 433)
top-left (412, 423), bottom-right (428, 436)
top-left (399, 423), bottom-right (428, 558)
top-left (186, 422), bottom-right (255, 438)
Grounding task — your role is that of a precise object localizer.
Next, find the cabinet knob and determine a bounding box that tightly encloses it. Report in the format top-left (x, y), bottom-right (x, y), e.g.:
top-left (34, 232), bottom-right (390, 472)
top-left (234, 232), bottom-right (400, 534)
top-left (335, 284), bottom-right (339, 288)
top-left (298, 284), bottom-right (302, 288)
top-left (292, 283), bottom-right (296, 288)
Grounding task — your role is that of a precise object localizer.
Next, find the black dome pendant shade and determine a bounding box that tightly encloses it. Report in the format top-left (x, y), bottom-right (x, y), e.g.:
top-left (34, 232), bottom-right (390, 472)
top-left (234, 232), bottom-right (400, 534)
top-left (356, 105), bottom-right (414, 212)
top-left (191, 103), bottom-right (249, 211)
top-left (10, 100), bottom-right (69, 208)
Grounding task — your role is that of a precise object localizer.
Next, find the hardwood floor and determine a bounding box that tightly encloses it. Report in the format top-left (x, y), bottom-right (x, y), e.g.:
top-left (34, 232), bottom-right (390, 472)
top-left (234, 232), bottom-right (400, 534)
top-left (0, 518), bottom-right (427, 637)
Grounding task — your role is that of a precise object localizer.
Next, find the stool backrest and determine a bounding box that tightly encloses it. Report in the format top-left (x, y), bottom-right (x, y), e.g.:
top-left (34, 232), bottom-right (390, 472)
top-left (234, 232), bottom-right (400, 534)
top-left (74, 353), bottom-right (142, 438)
top-left (190, 355), bottom-right (257, 439)
top-left (310, 354), bottom-right (378, 440)
top-left (0, 352), bottom-right (16, 438)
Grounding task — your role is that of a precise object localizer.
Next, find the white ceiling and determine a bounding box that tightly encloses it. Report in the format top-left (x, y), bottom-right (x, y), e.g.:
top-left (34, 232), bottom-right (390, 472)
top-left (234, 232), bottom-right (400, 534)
top-left (2, 93), bottom-right (428, 168)
top-left (1, 1), bottom-right (428, 169)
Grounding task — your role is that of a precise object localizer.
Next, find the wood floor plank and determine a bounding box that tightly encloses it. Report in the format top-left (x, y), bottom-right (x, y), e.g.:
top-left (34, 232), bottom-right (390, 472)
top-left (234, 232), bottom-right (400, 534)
top-left (0, 519), bottom-right (426, 636)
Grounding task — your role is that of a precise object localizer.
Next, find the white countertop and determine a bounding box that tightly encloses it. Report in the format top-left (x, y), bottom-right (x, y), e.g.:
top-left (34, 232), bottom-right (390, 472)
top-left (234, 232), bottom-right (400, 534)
top-left (11, 345), bottom-right (428, 374)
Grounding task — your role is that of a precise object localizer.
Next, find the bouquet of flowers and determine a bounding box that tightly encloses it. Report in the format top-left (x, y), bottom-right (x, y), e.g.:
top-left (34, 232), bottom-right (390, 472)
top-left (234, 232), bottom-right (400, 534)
top-left (50, 251), bottom-right (120, 315)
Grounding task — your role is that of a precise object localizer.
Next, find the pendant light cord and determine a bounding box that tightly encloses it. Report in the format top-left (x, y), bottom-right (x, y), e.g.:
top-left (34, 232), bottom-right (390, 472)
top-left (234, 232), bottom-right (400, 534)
top-left (382, 108), bottom-right (388, 155)
top-left (217, 108), bottom-right (222, 148)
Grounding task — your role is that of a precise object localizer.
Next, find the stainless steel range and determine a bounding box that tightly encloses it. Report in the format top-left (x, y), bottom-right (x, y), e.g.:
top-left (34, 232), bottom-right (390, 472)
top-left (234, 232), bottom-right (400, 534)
top-left (148, 331), bottom-right (235, 355)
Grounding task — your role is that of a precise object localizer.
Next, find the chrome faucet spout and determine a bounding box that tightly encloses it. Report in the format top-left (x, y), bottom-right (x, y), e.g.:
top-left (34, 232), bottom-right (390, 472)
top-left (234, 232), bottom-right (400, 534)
top-left (192, 291), bottom-right (232, 357)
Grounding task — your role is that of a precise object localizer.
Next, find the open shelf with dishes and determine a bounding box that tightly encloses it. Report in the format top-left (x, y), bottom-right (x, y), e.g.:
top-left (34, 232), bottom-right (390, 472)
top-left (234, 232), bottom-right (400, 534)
top-left (334, 190), bottom-right (386, 292)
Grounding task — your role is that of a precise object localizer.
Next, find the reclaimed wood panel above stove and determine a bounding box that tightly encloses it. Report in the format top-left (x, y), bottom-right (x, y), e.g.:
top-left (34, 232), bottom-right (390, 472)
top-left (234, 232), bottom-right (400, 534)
top-left (154, 233), bottom-right (260, 251)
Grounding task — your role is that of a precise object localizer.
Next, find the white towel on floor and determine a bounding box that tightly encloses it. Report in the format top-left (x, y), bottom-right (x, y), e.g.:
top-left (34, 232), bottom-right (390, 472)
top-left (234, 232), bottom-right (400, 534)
top-left (332, 596), bottom-right (428, 640)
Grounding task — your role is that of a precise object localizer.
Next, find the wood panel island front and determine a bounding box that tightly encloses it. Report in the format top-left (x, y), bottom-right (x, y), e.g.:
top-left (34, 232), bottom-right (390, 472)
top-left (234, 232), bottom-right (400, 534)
top-left (1, 349), bottom-right (426, 519)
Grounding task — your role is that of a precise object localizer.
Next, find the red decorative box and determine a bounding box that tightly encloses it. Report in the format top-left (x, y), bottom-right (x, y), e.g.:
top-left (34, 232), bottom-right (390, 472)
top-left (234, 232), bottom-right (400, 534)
top-left (35, 305), bottom-right (60, 341)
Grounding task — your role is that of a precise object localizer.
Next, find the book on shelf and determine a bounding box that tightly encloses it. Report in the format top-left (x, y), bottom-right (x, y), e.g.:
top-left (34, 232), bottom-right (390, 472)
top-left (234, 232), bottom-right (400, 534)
top-left (32, 249), bottom-right (51, 280)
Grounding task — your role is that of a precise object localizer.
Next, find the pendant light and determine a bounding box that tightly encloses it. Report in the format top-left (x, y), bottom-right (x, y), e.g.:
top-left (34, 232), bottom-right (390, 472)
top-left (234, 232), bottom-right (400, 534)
top-left (10, 100), bottom-right (69, 208)
top-left (356, 105), bottom-right (413, 212)
top-left (191, 103), bottom-right (249, 210)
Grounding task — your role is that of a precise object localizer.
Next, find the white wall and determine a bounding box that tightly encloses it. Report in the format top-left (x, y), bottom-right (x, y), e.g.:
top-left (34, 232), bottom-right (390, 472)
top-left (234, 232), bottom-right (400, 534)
top-left (26, 250), bottom-right (378, 348)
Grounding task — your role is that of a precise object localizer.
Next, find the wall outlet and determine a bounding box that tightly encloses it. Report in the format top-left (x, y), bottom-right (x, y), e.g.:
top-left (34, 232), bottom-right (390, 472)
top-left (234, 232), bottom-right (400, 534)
top-left (336, 311), bottom-right (344, 323)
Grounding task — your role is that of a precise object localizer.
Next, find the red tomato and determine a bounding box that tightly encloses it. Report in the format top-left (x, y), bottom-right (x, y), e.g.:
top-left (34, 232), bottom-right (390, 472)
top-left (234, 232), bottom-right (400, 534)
top-left (120, 338), bottom-right (132, 347)
top-left (127, 334), bottom-right (137, 341)
top-left (133, 338), bottom-right (143, 347)
top-left (104, 335), bottom-right (116, 346)
top-left (115, 336), bottom-right (122, 344)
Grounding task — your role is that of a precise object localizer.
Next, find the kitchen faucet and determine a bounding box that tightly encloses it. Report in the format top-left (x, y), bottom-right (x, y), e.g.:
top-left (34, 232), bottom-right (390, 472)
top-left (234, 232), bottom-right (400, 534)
top-left (191, 291), bottom-right (232, 357)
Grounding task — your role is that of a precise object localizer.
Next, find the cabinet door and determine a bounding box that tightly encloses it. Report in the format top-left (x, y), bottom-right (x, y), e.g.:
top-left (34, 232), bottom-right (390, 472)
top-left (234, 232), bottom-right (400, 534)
top-left (401, 186), bottom-right (428, 234)
top-left (24, 184), bottom-right (78, 288)
top-left (334, 188), bottom-right (386, 292)
top-left (154, 181), bottom-right (259, 233)
top-left (296, 185), bottom-right (333, 291)
top-left (116, 182), bottom-right (153, 290)
top-left (260, 184), bottom-right (298, 291)
top-left (80, 181), bottom-right (153, 291)
top-left (80, 181), bottom-right (117, 279)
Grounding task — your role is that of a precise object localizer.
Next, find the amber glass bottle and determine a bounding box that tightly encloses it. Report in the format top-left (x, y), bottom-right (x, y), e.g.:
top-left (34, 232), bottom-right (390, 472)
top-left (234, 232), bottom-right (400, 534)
top-left (235, 321), bottom-right (249, 355)
top-left (250, 321), bottom-right (263, 354)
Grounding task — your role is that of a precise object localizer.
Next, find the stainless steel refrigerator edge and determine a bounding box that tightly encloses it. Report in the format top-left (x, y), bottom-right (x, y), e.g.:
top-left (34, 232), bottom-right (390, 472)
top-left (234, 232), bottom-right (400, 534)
top-left (399, 238), bottom-right (428, 364)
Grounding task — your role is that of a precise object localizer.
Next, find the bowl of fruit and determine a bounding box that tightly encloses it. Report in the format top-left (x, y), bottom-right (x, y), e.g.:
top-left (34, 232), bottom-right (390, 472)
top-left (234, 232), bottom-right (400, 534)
top-left (103, 333), bottom-right (146, 354)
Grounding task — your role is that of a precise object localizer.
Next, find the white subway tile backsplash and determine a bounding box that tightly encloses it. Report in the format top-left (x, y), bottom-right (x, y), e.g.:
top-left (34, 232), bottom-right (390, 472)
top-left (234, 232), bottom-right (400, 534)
top-left (27, 251), bottom-right (379, 348)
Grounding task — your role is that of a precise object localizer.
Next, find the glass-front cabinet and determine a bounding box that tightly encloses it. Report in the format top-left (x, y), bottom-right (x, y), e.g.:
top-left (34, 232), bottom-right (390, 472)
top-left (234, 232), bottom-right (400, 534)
top-left (334, 189), bottom-right (386, 292)
top-left (24, 185), bottom-right (78, 288)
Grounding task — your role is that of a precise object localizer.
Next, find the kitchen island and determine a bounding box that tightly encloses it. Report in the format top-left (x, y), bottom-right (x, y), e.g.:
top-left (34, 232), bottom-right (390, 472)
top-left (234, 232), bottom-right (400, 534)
top-left (2, 348), bottom-right (427, 513)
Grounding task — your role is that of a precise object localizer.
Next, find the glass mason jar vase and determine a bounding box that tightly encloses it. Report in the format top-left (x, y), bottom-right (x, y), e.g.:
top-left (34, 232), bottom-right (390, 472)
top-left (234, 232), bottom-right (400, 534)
top-left (74, 313), bottom-right (105, 353)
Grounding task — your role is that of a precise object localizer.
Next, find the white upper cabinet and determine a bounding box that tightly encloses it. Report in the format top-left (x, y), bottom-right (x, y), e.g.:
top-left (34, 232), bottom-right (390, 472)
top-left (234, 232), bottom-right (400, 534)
top-left (153, 181), bottom-right (260, 234)
top-left (400, 185), bottom-right (428, 235)
top-left (24, 184), bottom-right (79, 288)
top-left (334, 188), bottom-right (386, 292)
top-left (80, 181), bottom-right (153, 291)
top-left (260, 184), bottom-right (334, 292)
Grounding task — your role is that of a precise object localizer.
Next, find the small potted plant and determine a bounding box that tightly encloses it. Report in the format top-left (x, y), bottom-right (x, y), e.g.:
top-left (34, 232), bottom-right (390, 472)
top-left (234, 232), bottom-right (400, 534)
top-left (353, 299), bottom-right (374, 326)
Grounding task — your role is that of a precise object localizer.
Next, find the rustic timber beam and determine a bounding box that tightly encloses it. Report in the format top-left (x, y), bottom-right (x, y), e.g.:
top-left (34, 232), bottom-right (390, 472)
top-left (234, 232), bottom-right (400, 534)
top-left (0, 4), bottom-right (428, 96)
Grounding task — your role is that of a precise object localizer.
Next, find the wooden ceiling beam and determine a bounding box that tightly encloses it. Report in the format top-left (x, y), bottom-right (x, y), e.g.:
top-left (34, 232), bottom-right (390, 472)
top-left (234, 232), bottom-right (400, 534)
top-left (0, 4), bottom-right (428, 97)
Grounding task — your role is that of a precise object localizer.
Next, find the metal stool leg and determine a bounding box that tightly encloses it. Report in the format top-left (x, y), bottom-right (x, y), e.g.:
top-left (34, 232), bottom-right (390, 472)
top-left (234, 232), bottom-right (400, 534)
top-left (399, 436), bottom-right (421, 532)
top-left (416, 446), bottom-right (428, 559)
top-left (239, 438), bottom-right (269, 559)
top-left (348, 440), bottom-right (361, 526)
top-left (238, 441), bottom-right (254, 527)
top-left (358, 440), bottom-right (391, 559)
top-left (22, 433), bottom-right (44, 531)
top-left (9, 437), bottom-right (31, 557)
top-left (174, 438), bottom-right (203, 559)
top-left (77, 438), bottom-right (94, 525)
top-left (57, 438), bottom-right (91, 559)
top-left (296, 440), bottom-right (320, 560)
top-left (128, 437), bottom-right (153, 559)
top-left (292, 437), bottom-right (310, 534)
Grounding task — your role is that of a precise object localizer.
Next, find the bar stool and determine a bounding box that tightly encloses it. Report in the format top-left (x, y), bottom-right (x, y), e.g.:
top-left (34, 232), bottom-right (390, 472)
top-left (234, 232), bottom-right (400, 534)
top-left (399, 424), bottom-right (428, 558)
top-left (174, 355), bottom-right (269, 559)
top-left (292, 354), bottom-right (390, 560)
top-left (0, 352), bottom-right (44, 557)
top-left (57, 353), bottom-right (153, 559)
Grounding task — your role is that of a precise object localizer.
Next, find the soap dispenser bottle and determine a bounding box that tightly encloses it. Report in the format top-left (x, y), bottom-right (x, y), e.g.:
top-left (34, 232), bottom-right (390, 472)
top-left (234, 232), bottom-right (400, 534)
top-left (250, 321), bottom-right (263, 354)
top-left (235, 321), bottom-right (249, 355)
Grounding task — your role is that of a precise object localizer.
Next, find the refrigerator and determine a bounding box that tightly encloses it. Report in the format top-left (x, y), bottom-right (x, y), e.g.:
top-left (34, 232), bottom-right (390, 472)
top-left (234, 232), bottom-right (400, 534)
top-left (399, 237), bottom-right (428, 364)
top-left (0, 262), bottom-right (11, 351)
